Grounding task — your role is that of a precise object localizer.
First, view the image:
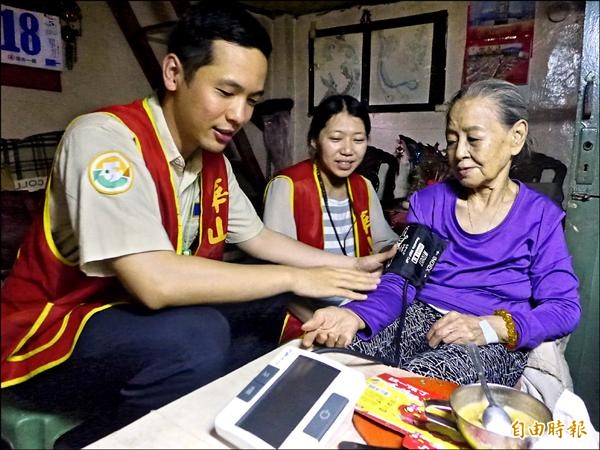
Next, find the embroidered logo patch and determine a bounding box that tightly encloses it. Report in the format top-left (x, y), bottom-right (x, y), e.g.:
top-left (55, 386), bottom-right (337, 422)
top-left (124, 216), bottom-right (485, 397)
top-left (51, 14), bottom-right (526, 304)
top-left (88, 151), bottom-right (133, 194)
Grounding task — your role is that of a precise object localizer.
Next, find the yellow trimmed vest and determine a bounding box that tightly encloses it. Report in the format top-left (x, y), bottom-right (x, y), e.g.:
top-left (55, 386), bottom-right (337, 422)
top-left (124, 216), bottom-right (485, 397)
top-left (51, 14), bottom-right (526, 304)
top-left (275, 159), bottom-right (373, 255)
top-left (273, 160), bottom-right (373, 344)
top-left (1, 98), bottom-right (229, 387)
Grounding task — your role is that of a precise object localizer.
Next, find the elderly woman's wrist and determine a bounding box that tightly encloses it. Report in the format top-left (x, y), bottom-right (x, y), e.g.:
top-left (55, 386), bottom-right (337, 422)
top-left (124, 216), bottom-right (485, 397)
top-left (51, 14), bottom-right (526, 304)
top-left (342, 307), bottom-right (366, 330)
top-left (478, 318), bottom-right (499, 344)
top-left (493, 310), bottom-right (519, 350)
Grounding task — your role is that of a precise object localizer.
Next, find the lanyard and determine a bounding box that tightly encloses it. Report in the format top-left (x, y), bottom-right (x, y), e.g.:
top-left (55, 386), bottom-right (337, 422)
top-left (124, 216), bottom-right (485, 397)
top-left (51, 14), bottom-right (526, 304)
top-left (315, 165), bottom-right (354, 256)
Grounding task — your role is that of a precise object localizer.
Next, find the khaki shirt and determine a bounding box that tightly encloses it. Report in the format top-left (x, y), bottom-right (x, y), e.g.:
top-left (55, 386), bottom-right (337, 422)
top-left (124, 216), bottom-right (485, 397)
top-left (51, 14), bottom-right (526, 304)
top-left (50, 94), bottom-right (263, 277)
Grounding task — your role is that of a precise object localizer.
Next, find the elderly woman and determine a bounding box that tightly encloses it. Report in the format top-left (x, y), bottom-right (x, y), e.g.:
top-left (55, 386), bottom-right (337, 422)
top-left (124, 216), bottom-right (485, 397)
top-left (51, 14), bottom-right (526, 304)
top-left (263, 95), bottom-right (398, 342)
top-left (301, 79), bottom-right (581, 387)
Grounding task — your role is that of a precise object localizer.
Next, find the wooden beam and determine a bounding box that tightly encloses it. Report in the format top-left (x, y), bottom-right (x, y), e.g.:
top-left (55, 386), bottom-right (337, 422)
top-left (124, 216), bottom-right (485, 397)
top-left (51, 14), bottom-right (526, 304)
top-left (231, 129), bottom-right (266, 194)
top-left (106, 0), bottom-right (163, 90)
top-left (169, 1), bottom-right (190, 18)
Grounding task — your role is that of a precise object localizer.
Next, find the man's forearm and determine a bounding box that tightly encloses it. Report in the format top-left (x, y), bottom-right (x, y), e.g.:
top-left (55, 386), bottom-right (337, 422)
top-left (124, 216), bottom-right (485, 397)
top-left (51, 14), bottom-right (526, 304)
top-left (110, 248), bottom-right (379, 310)
top-left (111, 250), bottom-right (297, 308)
top-left (238, 226), bottom-right (354, 269)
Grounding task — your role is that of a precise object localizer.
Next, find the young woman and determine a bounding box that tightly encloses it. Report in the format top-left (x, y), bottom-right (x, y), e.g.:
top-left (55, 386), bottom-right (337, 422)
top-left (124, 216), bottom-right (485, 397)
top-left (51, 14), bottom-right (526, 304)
top-left (263, 94), bottom-right (398, 342)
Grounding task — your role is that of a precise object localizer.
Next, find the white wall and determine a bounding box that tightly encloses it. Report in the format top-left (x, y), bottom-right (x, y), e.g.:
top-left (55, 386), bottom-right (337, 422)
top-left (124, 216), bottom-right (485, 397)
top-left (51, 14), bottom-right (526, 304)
top-left (264, 1), bottom-right (467, 197)
top-left (527, 1), bottom-right (585, 170)
top-left (278, 1), bottom-right (469, 166)
top-left (1, 1), bottom-right (584, 198)
top-left (1, 1), bottom-right (152, 139)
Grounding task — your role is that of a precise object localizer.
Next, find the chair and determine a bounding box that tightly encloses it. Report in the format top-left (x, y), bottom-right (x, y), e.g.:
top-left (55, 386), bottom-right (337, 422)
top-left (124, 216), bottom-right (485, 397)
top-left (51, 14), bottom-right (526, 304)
top-left (356, 145), bottom-right (399, 209)
top-left (2, 131), bottom-right (83, 448)
top-left (509, 151), bottom-right (568, 206)
top-left (1, 390), bottom-right (82, 449)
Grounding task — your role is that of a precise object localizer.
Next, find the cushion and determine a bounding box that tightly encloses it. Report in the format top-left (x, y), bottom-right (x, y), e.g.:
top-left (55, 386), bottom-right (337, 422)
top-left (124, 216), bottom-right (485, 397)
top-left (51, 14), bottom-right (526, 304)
top-left (0, 190), bottom-right (45, 280)
top-left (1, 131), bottom-right (62, 280)
top-left (1, 131), bottom-right (63, 191)
top-left (518, 336), bottom-right (573, 411)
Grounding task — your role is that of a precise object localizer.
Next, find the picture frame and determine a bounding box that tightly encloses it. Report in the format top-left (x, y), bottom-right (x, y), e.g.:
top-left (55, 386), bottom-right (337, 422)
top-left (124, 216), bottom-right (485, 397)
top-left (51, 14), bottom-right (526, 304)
top-left (309, 22), bottom-right (366, 115)
top-left (308, 10), bottom-right (447, 114)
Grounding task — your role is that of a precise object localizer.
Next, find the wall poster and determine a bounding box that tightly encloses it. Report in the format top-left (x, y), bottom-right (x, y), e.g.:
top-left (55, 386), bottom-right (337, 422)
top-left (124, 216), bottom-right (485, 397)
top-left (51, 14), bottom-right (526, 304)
top-left (462, 1), bottom-right (536, 86)
top-left (0, 4), bottom-right (63, 71)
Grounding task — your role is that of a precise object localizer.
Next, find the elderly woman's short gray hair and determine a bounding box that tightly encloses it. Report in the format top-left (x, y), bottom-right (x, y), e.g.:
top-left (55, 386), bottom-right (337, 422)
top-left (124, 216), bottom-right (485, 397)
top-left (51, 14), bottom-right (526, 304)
top-left (446, 79), bottom-right (533, 160)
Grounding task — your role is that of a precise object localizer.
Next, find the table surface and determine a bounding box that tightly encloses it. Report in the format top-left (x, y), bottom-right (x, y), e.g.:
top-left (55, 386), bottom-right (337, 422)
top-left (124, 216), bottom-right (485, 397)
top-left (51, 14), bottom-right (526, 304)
top-left (85, 340), bottom-right (414, 449)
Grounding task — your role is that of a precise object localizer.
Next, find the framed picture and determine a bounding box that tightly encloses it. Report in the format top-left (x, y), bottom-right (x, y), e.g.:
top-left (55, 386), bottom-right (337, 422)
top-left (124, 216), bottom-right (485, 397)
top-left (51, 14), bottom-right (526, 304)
top-left (309, 23), bottom-right (365, 114)
top-left (308, 10), bottom-right (447, 114)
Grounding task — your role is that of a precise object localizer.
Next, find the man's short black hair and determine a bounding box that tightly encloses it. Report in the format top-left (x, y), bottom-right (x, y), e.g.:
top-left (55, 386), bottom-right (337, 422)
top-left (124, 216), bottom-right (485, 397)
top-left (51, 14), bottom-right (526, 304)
top-left (168, 1), bottom-right (272, 83)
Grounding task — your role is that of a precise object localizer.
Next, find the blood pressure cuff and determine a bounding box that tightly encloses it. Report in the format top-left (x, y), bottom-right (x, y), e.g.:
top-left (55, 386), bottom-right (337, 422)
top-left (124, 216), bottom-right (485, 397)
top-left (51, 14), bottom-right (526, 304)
top-left (385, 223), bottom-right (447, 288)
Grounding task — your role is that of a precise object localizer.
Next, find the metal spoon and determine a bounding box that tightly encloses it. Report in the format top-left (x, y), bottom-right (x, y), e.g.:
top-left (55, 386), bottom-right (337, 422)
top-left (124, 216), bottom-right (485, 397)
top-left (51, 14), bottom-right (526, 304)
top-left (466, 343), bottom-right (513, 436)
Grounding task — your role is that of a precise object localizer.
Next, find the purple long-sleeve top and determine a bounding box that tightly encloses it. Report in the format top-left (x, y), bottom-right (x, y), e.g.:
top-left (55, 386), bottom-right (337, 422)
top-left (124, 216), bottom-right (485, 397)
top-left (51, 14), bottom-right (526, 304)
top-left (344, 179), bottom-right (581, 350)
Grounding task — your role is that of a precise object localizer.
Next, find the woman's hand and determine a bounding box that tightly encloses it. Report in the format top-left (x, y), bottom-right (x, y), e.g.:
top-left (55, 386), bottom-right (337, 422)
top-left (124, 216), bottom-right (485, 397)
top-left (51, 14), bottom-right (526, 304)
top-left (355, 245), bottom-right (397, 273)
top-left (426, 311), bottom-right (489, 347)
top-left (301, 306), bottom-right (365, 348)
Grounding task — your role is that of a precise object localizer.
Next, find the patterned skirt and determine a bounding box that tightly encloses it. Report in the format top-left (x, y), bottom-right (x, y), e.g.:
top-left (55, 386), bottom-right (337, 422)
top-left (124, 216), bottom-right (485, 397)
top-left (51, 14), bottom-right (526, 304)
top-left (347, 299), bottom-right (529, 386)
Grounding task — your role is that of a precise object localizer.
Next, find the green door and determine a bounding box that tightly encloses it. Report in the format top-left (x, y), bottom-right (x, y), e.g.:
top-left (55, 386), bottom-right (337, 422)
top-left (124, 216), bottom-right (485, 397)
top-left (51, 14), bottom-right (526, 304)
top-left (564, 0), bottom-right (599, 430)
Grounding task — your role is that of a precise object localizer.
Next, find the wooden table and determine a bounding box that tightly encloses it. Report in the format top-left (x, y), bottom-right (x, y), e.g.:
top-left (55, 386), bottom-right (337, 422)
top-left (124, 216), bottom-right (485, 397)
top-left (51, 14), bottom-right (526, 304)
top-left (85, 340), bottom-right (414, 449)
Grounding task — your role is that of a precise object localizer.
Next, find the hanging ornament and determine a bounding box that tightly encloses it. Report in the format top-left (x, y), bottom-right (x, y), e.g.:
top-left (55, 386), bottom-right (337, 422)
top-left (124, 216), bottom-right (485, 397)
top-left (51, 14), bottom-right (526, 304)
top-left (360, 9), bottom-right (372, 24)
top-left (58, 1), bottom-right (82, 70)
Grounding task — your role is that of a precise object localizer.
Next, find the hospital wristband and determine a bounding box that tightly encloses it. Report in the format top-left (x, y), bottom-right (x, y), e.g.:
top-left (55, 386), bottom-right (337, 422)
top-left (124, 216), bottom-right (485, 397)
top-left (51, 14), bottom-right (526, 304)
top-left (494, 309), bottom-right (518, 350)
top-left (478, 319), bottom-right (499, 344)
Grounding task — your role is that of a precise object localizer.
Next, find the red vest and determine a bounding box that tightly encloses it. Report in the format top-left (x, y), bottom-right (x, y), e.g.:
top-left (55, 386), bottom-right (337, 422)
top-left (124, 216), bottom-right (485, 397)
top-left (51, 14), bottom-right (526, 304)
top-left (275, 160), bottom-right (373, 256)
top-left (273, 160), bottom-right (373, 344)
top-left (1, 98), bottom-right (229, 387)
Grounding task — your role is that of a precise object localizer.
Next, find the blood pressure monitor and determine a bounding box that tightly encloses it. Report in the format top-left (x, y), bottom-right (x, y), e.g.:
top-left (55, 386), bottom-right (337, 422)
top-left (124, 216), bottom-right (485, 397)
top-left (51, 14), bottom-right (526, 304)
top-left (214, 346), bottom-right (365, 449)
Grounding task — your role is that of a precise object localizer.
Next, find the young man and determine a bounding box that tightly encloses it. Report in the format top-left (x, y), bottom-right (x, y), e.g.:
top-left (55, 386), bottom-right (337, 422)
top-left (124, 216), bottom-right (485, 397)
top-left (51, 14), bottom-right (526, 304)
top-left (1, 2), bottom-right (392, 447)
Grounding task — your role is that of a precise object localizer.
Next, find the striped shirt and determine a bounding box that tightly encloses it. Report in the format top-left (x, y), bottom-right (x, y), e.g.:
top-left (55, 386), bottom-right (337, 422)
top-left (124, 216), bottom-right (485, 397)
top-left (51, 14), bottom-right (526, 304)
top-left (322, 197), bottom-right (355, 256)
top-left (321, 197), bottom-right (354, 306)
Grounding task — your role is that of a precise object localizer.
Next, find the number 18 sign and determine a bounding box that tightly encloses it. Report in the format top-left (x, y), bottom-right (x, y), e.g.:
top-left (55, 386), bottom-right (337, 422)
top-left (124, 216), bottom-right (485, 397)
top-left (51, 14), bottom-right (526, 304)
top-left (1, 5), bottom-right (64, 71)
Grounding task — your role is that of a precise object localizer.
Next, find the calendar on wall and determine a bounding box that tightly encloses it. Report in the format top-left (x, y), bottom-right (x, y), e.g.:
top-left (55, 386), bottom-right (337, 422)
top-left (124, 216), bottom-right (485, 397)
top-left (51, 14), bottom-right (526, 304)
top-left (1, 5), bottom-right (64, 71)
top-left (462, 1), bottom-right (535, 86)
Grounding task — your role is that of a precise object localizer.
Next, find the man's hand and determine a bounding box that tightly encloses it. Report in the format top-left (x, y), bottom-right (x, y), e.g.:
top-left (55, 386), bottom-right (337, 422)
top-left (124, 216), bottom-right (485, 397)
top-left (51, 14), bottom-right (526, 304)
top-left (291, 267), bottom-right (380, 301)
top-left (355, 245), bottom-right (397, 273)
top-left (301, 306), bottom-right (365, 348)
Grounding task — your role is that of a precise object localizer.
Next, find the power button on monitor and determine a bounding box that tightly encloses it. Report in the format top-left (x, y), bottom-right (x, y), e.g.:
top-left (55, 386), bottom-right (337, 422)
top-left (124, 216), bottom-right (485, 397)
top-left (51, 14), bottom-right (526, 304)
top-left (303, 393), bottom-right (348, 441)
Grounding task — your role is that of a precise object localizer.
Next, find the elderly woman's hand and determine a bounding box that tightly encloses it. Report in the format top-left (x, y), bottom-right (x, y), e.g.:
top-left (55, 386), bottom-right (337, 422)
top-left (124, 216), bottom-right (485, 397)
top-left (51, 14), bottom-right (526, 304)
top-left (426, 311), bottom-right (490, 347)
top-left (300, 306), bottom-right (365, 348)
